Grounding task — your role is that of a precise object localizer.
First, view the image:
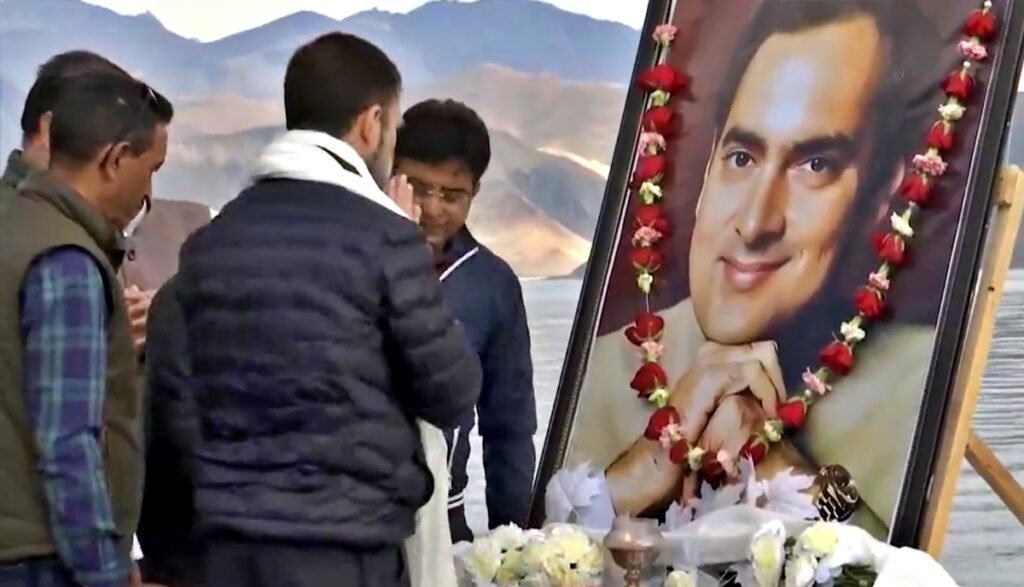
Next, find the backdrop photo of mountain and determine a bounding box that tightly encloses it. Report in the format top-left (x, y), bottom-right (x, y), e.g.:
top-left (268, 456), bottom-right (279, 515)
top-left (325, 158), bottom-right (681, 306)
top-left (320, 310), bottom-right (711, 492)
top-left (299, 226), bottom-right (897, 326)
top-left (0, 0), bottom-right (644, 277)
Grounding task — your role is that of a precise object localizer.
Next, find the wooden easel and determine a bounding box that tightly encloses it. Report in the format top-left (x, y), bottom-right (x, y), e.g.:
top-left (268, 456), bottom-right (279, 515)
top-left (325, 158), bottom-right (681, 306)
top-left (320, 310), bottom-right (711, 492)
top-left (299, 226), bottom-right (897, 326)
top-left (921, 165), bottom-right (1024, 556)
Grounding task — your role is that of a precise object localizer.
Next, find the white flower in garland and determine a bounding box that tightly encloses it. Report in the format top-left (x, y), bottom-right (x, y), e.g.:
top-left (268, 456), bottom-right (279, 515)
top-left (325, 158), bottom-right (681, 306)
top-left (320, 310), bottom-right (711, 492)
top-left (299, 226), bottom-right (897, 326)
top-left (890, 211), bottom-right (914, 238)
top-left (938, 100), bottom-right (966, 122)
top-left (840, 320), bottom-right (865, 343)
top-left (686, 446), bottom-right (706, 471)
top-left (639, 181), bottom-right (663, 204)
top-left (637, 272), bottom-right (655, 294)
top-left (763, 420), bottom-right (783, 443)
top-left (650, 89), bottom-right (671, 107)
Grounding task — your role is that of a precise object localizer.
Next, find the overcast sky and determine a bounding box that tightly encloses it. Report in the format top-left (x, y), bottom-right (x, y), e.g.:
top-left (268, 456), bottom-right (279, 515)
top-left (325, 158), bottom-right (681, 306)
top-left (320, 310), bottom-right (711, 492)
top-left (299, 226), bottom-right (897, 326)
top-left (82, 0), bottom-right (647, 42)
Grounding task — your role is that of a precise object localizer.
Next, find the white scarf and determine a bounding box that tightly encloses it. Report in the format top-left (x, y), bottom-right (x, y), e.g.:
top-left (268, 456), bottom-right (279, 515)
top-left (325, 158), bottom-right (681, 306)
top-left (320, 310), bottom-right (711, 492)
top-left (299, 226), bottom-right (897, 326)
top-left (250, 129), bottom-right (407, 217)
top-left (250, 130), bottom-right (458, 587)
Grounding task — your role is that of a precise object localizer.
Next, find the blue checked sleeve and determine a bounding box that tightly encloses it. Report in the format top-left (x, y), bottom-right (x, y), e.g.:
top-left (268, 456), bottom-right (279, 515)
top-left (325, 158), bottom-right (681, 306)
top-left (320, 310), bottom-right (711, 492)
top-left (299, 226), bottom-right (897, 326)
top-left (20, 246), bottom-right (131, 587)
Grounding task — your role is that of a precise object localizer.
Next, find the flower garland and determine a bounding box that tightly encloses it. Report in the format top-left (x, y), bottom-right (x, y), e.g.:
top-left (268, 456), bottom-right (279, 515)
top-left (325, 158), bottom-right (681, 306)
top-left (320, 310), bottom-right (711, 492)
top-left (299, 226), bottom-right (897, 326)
top-left (625, 3), bottom-right (1001, 485)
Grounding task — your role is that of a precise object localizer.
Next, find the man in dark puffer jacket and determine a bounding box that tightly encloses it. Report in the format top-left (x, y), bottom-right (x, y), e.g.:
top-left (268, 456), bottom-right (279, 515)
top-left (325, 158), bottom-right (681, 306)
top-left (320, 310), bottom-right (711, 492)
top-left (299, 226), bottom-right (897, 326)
top-left (173, 33), bottom-right (482, 587)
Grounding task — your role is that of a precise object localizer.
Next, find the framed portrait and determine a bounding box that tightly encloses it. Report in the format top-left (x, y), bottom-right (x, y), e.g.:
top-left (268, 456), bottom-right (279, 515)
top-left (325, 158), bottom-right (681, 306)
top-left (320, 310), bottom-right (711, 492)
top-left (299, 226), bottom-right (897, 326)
top-left (531, 0), bottom-right (1024, 547)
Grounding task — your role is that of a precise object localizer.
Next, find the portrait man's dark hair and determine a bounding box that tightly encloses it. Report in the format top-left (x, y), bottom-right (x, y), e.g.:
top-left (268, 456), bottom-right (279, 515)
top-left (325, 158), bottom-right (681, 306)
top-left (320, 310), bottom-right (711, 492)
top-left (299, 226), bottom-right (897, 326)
top-left (49, 73), bottom-right (174, 166)
top-left (395, 99), bottom-right (492, 184)
top-left (715, 0), bottom-right (942, 229)
top-left (20, 50), bottom-right (130, 142)
top-left (284, 32), bottom-right (402, 136)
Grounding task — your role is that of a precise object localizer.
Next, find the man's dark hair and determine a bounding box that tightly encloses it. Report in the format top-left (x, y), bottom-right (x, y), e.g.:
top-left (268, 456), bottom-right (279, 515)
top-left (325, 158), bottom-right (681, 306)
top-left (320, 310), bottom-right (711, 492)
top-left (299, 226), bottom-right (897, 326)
top-left (284, 32), bottom-right (402, 136)
top-left (715, 0), bottom-right (942, 220)
top-left (395, 99), bottom-right (492, 184)
top-left (20, 50), bottom-right (130, 141)
top-left (49, 72), bottom-right (174, 165)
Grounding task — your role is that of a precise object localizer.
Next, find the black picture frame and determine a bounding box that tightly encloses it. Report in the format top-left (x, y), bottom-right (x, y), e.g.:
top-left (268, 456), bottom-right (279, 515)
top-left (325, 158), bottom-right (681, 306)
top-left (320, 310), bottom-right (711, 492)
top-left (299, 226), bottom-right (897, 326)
top-left (529, 0), bottom-right (1024, 548)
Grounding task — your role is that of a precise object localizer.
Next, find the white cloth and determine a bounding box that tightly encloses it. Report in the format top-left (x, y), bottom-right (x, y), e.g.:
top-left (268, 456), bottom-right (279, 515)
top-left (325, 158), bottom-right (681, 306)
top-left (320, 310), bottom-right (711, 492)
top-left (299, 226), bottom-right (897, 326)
top-left (250, 130), bottom-right (457, 587)
top-left (131, 533), bottom-right (143, 561)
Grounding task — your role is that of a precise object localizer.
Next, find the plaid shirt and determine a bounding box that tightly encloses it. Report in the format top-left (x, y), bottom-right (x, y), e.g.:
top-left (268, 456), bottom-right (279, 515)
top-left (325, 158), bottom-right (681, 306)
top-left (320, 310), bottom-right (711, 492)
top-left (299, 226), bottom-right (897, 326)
top-left (20, 246), bottom-right (131, 587)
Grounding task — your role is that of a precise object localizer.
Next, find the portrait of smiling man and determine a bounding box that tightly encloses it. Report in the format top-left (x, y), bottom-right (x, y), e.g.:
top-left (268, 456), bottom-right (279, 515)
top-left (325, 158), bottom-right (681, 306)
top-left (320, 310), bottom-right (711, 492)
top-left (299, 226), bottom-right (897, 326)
top-left (568, 0), bottom-right (946, 539)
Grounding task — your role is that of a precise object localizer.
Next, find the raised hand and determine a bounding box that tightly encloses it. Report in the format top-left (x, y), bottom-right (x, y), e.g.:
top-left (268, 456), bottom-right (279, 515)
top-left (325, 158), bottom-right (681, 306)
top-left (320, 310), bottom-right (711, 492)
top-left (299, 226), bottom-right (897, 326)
top-left (388, 174), bottom-right (421, 222)
top-left (124, 286), bottom-right (155, 355)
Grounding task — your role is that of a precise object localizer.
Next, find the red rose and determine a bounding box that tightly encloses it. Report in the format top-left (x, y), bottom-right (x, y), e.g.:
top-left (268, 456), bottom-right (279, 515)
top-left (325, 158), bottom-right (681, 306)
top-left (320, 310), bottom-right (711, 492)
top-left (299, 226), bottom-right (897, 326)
top-left (669, 439), bottom-right (692, 466)
top-left (630, 362), bottom-right (668, 397)
top-left (637, 64), bottom-right (691, 94)
top-left (899, 173), bottom-right (933, 206)
top-left (942, 70), bottom-right (974, 101)
top-left (777, 399), bottom-right (808, 431)
top-left (625, 312), bottom-right (665, 345)
top-left (630, 247), bottom-right (664, 272)
top-left (965, 8), bottom-right (997, 40)
top-left (700, 451), bottom-right (725, 482)
top-left (642, 106), bottom-right (675, 135)
top-left (819, 341), bottom-right (854, 375)
top-left (871, 232), bottom-right (906, 266)
top-left (927, 121), bottom-right (954, 151)
top-left (854, 286), bottom-right (885, 319)
top-left (644, 406), bottom-right (681, 441)
top-left (634, 204), bottom-right (670, 235)
top-left (739, 437), bottom-right (768, 464)
top-left (632, 155), bottom-right (666, 187)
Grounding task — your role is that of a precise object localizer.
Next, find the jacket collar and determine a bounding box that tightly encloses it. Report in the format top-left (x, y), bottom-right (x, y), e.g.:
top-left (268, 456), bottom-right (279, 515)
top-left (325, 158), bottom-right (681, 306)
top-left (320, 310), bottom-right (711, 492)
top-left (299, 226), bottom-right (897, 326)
top-left (436, 227), bottom-right (481, 279)
top-left (442, 227), bottom-right (479, 262)
top-left (18, 171), bottom-right (126, 269)
top-left (1, 150), bottom-right (31, 191)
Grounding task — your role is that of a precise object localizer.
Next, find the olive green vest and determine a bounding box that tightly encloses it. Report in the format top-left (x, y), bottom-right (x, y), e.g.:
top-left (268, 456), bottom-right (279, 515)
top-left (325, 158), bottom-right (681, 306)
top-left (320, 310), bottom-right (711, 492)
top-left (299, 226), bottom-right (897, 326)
top-left (0, 172), bottom-right (142, 562)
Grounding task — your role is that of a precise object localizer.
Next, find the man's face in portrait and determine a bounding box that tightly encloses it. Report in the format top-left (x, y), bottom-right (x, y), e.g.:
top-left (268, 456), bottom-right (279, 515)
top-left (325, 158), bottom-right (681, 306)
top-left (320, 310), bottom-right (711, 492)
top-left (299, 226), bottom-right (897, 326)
top-left (689, 14), bottom-right (886, 344)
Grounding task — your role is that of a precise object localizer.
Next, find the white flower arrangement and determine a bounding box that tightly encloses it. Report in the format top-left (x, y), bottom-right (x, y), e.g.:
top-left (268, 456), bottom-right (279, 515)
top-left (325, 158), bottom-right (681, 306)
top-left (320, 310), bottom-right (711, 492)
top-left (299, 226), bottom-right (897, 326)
top-left (742, 520), bottom-right (960, 587)
top-left (456, 523), bottom-right (602, 587)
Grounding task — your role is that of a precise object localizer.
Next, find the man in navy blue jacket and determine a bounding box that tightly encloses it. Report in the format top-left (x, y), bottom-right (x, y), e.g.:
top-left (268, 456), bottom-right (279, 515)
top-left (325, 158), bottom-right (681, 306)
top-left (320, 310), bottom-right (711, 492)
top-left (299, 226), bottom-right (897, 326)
top-left (395, 99), bottom-right (537, 542)
top-left (171, 35), bottom-right (481, 587)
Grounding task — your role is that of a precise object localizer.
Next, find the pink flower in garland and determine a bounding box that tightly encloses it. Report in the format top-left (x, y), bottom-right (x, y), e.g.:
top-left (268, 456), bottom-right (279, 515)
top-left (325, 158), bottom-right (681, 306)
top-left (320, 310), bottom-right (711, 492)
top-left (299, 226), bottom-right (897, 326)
top-left (958, 38), bottom-right (989, 61)
top-left (658, 423), bottom-right (685, 450)
top-left (868, 271), bottom-right (890, 291)
top-left (912, 151), bottom-right (948, 176)
top-left (653, 24), bottom-right (678, 45)
top-left (641, 340), bottom-right (665, 363)
top-left (717, 450), bottom-right (739, 479)
top-left (639, 131), bottom-right (667, 155)
top-left (802, 368), bottom-right (830, 396)
top-left (632, 226), bottom-right (664, 247)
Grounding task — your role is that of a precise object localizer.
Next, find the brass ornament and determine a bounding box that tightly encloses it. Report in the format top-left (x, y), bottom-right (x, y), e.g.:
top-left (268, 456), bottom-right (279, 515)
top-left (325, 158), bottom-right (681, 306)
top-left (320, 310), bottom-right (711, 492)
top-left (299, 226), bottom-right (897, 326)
top-left (814, 464), bottom-right (861, 522)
